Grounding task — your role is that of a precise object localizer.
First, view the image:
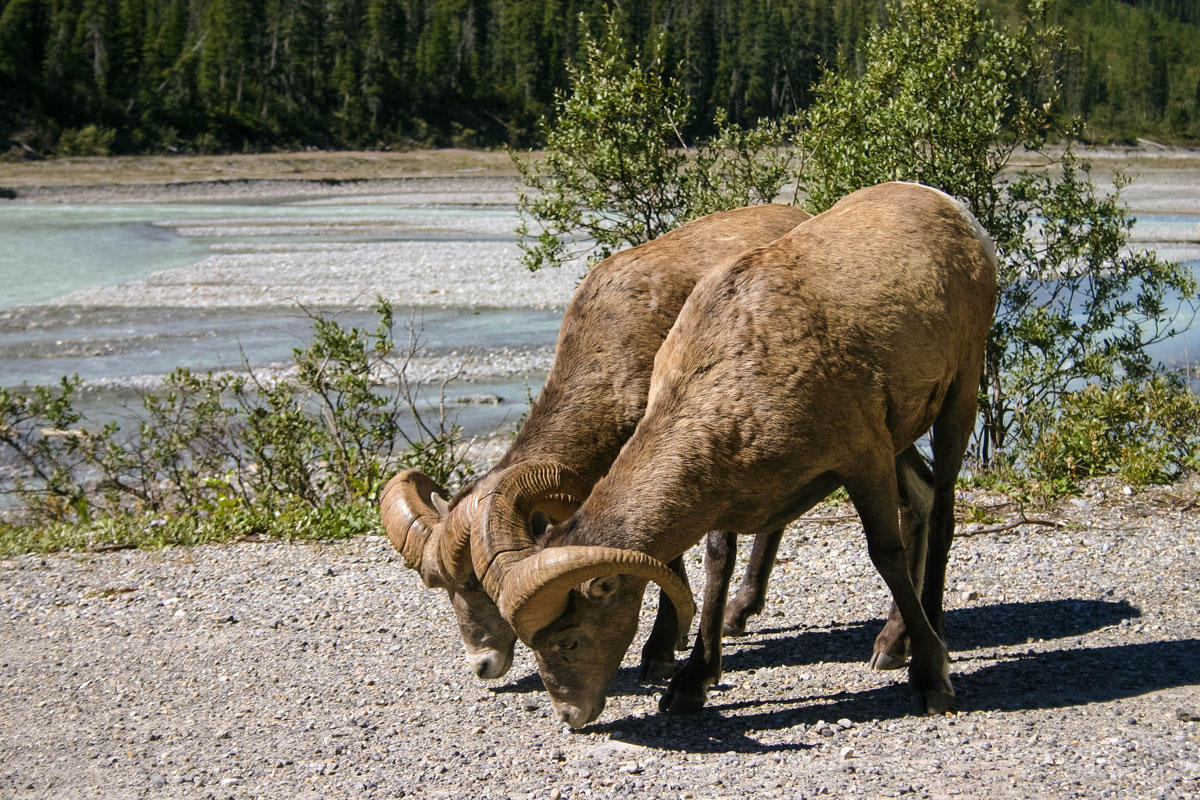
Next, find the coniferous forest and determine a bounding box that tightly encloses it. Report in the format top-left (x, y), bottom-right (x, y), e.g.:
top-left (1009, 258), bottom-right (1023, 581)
top-left (1, 0), bottom-right (1198, 156)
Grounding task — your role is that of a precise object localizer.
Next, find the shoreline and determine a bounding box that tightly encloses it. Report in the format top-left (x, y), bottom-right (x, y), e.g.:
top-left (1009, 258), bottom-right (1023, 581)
top-left (3, 143), bottom-right (1200, 207)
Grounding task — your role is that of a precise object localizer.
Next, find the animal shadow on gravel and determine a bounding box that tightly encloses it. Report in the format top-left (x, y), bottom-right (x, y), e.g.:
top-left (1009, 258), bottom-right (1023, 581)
top-left (578, 599), bottom-right (1175, 753)
top-left (488, 598), bottom-right (1149, 747)
top-left (489, 599), bottom-right (1139, 698)
top-left (588, 637), bottom-right (1200, 753)
top-left (719, 598), bottom-right (1140, 674)
top-left (489, 672), bottom-right (550, 694)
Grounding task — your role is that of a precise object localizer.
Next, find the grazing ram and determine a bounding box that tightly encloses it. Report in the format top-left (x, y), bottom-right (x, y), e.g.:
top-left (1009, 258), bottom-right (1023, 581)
top-left (380, 204), bottom-right (810, 681)
top-left (472, 181), bottom-right (998, 727)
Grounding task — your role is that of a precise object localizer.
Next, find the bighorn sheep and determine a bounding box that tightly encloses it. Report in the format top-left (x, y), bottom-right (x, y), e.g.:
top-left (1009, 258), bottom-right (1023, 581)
top-left (380, 204), bottom-right (810, 681)
top-left (472, 181), bottom-right (998, 728)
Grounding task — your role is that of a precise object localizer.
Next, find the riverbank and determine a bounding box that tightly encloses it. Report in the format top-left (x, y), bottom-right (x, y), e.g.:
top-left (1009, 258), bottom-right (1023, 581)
top-left (0, 148), bottom-right (520, 189)
top-left (3, 143), bottom-right (1200, 208)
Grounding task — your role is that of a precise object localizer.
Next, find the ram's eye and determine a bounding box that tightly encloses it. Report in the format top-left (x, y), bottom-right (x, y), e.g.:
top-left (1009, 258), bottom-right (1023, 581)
top-left (556, 639), bottom-right (578, 652)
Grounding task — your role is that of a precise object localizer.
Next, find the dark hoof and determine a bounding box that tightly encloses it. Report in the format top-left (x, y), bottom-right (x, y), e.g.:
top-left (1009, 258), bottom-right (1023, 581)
top-left (721, 618), bottom-right (748, 637)
top-left (659, 686), bottom-right (708, 715)
top-left (868, 649), bottom-right (908, 671)
top-left (638, 656), bottom-right (677, 682)
top-left (912, 689), bottom-right (956, 715)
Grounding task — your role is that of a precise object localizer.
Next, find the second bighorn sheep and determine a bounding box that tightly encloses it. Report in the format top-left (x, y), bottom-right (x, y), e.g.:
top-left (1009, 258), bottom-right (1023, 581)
top-left (380, 204), bottom-right (810, 680)
top-left (473, 182), bottom-right (998, 727)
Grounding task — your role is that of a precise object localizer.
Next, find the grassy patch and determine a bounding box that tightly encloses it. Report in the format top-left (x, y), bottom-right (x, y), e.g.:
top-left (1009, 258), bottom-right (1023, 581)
top-left (0, 498), bottom-right (380, 557)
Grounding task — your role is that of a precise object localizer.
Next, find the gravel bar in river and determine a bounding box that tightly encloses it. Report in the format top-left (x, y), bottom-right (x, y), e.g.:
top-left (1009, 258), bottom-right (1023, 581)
top-left (1, 479), bottom-right (1198, 799)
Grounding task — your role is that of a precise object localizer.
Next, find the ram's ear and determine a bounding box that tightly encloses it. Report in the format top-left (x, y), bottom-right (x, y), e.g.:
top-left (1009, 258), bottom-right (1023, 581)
top-left (582, 575), bottom-right (621, 602)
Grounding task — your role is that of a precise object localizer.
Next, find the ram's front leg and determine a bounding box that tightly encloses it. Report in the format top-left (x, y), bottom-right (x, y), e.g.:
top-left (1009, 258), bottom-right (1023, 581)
top-left (660, 531), bottom-right (737, 714)
top-left (722, 529), bottom-right (784, 636)
top-left (639, 555), bottom-right (690, 680)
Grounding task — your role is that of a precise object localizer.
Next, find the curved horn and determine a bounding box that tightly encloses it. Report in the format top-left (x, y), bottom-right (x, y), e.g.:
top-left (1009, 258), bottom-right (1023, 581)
top-left (379, 470), bottom-right (448, 573)
top-left (471, 461), bottom-right (590, 602)
top-left (497, 546), bottom-right (696, 643)
top-left (433, 493), bottom-right (478, 587)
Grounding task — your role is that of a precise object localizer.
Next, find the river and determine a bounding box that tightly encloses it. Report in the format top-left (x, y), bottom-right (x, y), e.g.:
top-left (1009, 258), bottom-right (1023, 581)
top-left (1, 173), bottom-right (1198, 440)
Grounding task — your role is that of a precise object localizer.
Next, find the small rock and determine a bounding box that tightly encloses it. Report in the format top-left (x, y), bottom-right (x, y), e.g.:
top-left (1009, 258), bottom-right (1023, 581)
top-left (837, 718), bottom-right (854, 730)
top-left (840, 746), bottom-right (856, 760)
top-left (1176, 708), bottom-right (1200, 722)
top-left (452, 394), bottom-right (503, 405)
top-left (587, 741), bottom-right (645, 759)
top-left (150, 774), bottom-right (167, 787)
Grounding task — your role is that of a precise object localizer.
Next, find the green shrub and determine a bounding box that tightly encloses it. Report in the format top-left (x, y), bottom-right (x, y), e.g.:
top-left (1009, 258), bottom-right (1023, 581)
top-left (1027, 376), bottom-right (1200, 491)
top-left (56, 125), bottom-right (116, 156)
top-left (795, 0), bottom-right (1199, 470)
top-left (512, 10), bottom-right (802, 273)
top-left (0, 301), bottom-right (475, 552)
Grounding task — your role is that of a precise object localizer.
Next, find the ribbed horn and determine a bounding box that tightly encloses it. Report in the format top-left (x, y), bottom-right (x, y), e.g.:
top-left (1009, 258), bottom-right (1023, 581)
top-left (380, 471), bottom-right (448, 575)
top-left (434, 492), bottom-right (478, 586)
top-left (471, 461), bottom-right (590, 603)
top-left (496, 546), bottom-right (696, 644)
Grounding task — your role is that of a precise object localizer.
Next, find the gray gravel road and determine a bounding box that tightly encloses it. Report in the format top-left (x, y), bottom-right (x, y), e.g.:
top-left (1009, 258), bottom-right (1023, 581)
top-left (2, 480), bottom-right (1198, 800)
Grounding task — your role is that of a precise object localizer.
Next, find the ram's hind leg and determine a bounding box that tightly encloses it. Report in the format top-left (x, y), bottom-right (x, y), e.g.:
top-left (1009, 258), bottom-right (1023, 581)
top-left (846, 455), bottom-right (953, 715)
top-left (871, 445), bottom-right (935, 671)
top-left (722, 529), bottom-right (784, 636)
top-left (923, 377), bottom-right (979, 640)
top-left (660, 531), bottom-right (738, 714)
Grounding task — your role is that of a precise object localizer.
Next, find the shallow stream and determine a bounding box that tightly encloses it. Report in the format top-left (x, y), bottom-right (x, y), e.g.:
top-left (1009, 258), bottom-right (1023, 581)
top-left (1, 188), bottom-right (1198, 441)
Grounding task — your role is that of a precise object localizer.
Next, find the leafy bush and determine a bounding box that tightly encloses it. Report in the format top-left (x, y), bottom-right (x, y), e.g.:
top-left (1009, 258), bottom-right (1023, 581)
top-left (801, 0), bottom-right (1198, 470)
top-left (0, 301), bottom-right (475, 545)
top-left (56, 125), bottom-right (116, 156)
top-left (0, 497), bottom-right (380, 557)
top-left (1027, 375), bottom-right (1200, 490)
top-left (511, 11), bottom-right (803, 273)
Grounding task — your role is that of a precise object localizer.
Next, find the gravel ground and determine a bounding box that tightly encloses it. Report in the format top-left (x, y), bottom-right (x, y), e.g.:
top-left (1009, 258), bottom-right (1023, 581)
top-left (2, 479), bottom-right (1198, 800)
